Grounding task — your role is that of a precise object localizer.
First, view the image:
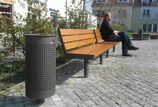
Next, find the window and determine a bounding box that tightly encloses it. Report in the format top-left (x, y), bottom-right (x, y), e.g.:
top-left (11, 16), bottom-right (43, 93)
top-left (96, 0), bottom-right (106, 4)
top-left (152, 0), bottom-right (158, 2)
top-left (148, 24), bottom-right (152, 32)
top-left (143, 0), bottom-right (148, 2)
top-left (153, 24), bottom-right (157, 32)
top-left (142, 9), bottom-right (150, 18)
top-left (147, 10), bottom-right (150, 17)
top-left (94, 10), bottom-right (101, 17)
top-left (117, 0), bottom-right (129, 3)
top-left (143, 24), bottom-right (147, 32)
top-left (157, 14), bottom-right (158, 18)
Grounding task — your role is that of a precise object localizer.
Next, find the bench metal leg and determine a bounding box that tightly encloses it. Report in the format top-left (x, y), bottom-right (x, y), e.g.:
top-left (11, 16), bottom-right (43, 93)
top-left (106, 50), bottom-right (109, 58)
top-left (100, 54), bottom-right (103, 65)
top-left (84, 59), bottom-right (89, 78)
top-left (113, 45), bottom-right (115, 52)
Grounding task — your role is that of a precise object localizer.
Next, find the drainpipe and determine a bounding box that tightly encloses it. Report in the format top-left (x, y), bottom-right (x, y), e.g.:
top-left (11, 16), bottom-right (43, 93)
top-left (131, 0), bottom-right (134, 31)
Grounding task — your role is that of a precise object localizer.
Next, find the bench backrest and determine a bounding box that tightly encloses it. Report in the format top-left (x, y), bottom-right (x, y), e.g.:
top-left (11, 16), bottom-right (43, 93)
top-left (94, 29), bottom-right (103, 42)
top-left (58, 29), bottom-right (97, 52)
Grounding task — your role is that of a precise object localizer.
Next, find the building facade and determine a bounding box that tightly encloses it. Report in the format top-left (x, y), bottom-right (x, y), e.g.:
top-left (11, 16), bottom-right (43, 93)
top-left (0, 0), bottom-right (16, 18)
top-left (92, 0), bottom-right (158, 33)
top-left (132, 0), bottom-right (158, 33)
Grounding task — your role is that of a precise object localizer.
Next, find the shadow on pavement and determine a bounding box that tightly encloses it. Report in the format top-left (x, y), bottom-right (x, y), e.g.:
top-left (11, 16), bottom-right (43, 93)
top-left (56, 60), bottom-right (84, 85)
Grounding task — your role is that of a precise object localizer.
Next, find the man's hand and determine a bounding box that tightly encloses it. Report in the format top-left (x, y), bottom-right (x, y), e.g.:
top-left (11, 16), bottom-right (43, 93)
top-left (113, 32), bottom-right (118, 36)
top-left (114, 30), bottom-right (119, 33)
top-left (113, 30), bottom-right (119, 36)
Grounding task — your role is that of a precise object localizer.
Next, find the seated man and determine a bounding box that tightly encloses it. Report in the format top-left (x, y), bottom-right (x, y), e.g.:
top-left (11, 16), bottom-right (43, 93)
top-left (100, 12), bottom-right (138, 56)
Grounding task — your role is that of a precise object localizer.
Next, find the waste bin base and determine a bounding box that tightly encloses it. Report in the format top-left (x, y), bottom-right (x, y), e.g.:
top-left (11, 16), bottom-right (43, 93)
top-left (26, 88), bottom-right (55, 99)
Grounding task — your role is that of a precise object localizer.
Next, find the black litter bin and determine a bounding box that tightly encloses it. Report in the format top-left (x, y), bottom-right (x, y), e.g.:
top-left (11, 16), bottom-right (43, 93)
top-left (25, 34), bottom-right (57, 101)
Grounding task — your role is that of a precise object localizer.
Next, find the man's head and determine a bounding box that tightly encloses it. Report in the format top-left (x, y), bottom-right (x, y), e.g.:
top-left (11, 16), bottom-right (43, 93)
top-left (104, 12), bottom-right (111, 22)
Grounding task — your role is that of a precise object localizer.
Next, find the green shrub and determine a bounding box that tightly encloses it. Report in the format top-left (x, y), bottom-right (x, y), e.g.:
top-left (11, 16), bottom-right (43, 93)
top-left (111, 24), bottom-right (127, 32)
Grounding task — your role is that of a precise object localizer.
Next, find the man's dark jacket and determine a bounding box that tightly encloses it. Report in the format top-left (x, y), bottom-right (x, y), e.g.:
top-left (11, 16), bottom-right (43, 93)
top-left (100, 19), bottom-right (114, 41)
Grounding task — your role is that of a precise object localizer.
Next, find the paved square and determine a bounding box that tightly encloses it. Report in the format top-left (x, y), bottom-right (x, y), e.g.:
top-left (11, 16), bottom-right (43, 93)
top-left (0, 40), bottom-right (158, 107)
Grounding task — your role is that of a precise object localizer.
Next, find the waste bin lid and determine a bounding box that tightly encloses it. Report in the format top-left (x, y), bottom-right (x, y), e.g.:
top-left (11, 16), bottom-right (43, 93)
top-left (25, 34), bottom-right (56, 37)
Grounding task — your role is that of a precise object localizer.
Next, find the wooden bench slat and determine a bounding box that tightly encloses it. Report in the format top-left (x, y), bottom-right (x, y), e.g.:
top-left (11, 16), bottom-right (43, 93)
top-left (99, 42), bottom-right (120, 45)
top-left (96, 36), bottom-right (102, 41)
top-left (64, 38), bottom-right (96, 50)
top-left (68, 44), bottom-right (106, 54)
top-left (68, 43), bottom-right (114, 58)
top-left (148, 34), bottom-right (158, 36)
top-left (94, 29), bottom-right (120, 45)
top-left (94, 29), bottom-right (100, 33)
top-left (62, 34), bottom-right (95, 43)
top-left (60, 29), bottom-right (94, 36)
top-left (93, 44), bottom-right (114, 57)
top-left (132, 34), bottom-right (158, 36)
top-left (95, 29), bottom-right (103, 41)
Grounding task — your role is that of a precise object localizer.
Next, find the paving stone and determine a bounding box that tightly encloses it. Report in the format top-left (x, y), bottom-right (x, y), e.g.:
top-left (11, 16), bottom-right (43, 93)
top-left (121, 104), bottom-right (131, 107)
top-left (5, 100), bottom-right (14, 105)
top-left (5, 104), bottom-right (14, 107)
top-left (14, 103), bottom-right (24, 107)
top-left (85, 100), bottom-right (96, 106)
top-left (130, 103), bottom-right (142, 107)
top-left (94, 100), bottom-right (107, 106)
top-left (0, 101), bottom-right (4, 106)
top-left (1, 40), bottom-right (158, 107)
top-left (14, 97), bottom-right (22, 103)
top-left (0, 96), bottom-right (4, 102)
top-left (143, 104), bottom-right (154, 107)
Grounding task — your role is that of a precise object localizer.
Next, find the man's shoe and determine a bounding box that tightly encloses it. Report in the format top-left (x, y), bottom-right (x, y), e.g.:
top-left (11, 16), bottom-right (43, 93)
top-left (128, 46), bottom-right (139, 50)
top-left (122, 53), bottom-right (132, 57)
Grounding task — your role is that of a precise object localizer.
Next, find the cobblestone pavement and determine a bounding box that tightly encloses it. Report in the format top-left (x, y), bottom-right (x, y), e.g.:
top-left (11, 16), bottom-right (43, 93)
top-left (0, 40), bottom-right (158, 107)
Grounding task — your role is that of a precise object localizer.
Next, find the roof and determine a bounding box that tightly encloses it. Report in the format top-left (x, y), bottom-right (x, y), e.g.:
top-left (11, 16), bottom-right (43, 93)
top-left (92, 0), bottom-right (141, 7)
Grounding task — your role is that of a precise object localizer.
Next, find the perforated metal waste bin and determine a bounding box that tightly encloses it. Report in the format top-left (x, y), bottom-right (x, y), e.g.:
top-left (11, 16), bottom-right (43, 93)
top-left (25, 34), bottom-right (57, 101)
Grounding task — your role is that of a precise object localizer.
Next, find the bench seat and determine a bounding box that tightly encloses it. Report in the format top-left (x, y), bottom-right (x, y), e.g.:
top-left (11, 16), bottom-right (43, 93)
top-left (132, 33), bottom-right (158, 40)
top-left (67, 43), bottom-right (114, 59)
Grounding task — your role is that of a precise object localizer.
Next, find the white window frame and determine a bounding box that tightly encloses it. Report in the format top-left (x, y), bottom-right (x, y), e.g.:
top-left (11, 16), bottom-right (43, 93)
top-left (152, 0), bottom-right (158, 2)
top-left (142, 9), bottom-right (151, 19)
top-left (147, 24), bottom-right (152, 33)
top-left (144, 24), bottom-right (158, 33)
top-left (117, 0), bottom-right (129, 3)
top-left (143, 24), bottom-right (147, 32)
top-left (96, 0), bottom-right (106, 4)
top-left (153, 24), bottom-right (158, 33)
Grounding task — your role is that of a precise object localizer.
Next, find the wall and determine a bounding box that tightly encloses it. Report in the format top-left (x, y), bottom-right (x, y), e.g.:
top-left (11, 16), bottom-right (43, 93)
top-left (92, 6), bottom-right (133, 30)
top-left (132, 6), bottom-right (158, 32)
top-left (141, 6), bottom-right (158, 19)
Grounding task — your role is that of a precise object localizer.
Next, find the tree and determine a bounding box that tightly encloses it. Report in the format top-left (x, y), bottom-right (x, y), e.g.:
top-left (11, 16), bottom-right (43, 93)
top-left (0, 0), bottom-right (54, 60)
top-left (24, 0), bottom-right (53, 34)
top-left (57, 3), bottom-right (91, 29)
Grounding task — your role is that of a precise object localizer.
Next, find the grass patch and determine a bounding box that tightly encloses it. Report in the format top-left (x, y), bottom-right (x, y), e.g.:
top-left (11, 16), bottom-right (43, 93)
top-left (0, 60), bottom-right (25, 92)
top-left (127, 32), bottom-right (133, 39)
top-left (0, 58), bottom-right (67, 93)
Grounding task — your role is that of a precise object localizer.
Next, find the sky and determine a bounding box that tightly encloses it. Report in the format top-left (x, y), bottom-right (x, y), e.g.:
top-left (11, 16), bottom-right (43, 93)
top-left (46, 0), bottom-right (93, 16)
top-left (86, 0), bottom-right (93, 13)
top-left (14, 0), bottom-right (93, 17)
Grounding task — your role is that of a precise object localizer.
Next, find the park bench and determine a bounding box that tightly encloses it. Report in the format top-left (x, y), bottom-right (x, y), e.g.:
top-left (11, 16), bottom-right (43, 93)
top-left (148, 34), bottom-right (158, 39)
top-left (132, 33), bottom-right (158, 40)
top-left (94, 29), bottom-right (120, 54)
top-left (58, 28), bottom-right (116, 78)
